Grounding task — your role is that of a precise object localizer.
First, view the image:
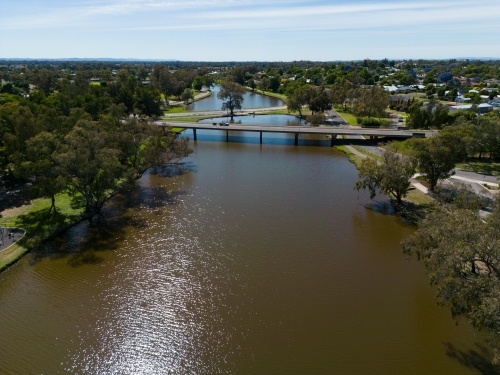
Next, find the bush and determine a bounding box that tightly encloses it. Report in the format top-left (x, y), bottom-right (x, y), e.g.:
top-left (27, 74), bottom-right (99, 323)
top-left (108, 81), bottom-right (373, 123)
top-left (307, 112), bottom-right (325, 126)
top-left (357, 117), bottom-right (381, 128)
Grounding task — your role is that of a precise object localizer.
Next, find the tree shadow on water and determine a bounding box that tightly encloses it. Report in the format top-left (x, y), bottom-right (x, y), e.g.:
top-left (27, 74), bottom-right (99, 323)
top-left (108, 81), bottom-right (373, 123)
top-left (112, 185), bottom-right (188, 212)
top-left (29, 208), bottom-right (147, 267)
top-left (444, 342), bottom-right (500, 375)
top-left (151, 162), bottom-right (197, 178)
top-left (362, 199), bottom-right (432, 225)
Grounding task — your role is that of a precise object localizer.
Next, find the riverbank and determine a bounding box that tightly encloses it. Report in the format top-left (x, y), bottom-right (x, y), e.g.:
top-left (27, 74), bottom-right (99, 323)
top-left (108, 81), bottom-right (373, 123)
top-left (334, 143), bottom-right (434, 207)
top-left (0, 193), bottom-right (87, 272)
top-left (165, 90), bottom-right (213, 113)
top-left (244, 87), bottom-right (287, 101)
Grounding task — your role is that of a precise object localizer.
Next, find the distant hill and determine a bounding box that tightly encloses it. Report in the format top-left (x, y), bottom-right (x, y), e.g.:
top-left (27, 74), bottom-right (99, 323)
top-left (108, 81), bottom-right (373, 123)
top-left (454, 57), bottom-right (500, 61)
top-left (0, 58), bottom-right (180, 62)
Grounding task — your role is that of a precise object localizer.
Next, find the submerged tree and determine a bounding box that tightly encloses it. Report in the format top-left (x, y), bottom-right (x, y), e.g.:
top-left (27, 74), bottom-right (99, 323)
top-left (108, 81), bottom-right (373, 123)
top-left (355, 147), bottom-right (416, 204)
top-left (402, 192), bottom-right (500, 362)
top-left (56, 119), bottom-right (192, 215)
top-left (55, 120), bottom-right (124, 215)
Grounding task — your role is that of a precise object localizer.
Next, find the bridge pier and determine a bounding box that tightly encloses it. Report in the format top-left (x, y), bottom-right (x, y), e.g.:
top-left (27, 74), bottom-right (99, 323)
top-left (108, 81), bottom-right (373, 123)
top-left (260, 132), bottom-right (262, 144)
top-left (226, 130), bottom-right (229, 142)
top-left (330, 134), bottom-right (337, 147)
top-left (294, 133), bottom-right (298, 146)
top-left (193, 128), bottom-right (197, 141)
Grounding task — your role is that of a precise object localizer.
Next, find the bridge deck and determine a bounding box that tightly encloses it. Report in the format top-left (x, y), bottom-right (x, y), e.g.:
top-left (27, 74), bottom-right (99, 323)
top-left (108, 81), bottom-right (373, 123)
top-left (160, 121), bottom-right (427, 138)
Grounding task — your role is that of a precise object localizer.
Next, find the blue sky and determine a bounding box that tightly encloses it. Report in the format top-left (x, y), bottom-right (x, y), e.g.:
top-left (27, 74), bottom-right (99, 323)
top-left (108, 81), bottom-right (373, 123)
top-left (1, 0), bottom-right (499, 61)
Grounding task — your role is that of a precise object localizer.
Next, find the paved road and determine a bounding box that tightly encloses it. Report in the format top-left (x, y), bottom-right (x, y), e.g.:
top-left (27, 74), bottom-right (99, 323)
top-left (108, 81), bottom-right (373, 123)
top-left (453, 169), bottom-right (499, 184)
top-left (158, 121), bottom-right (432, 138)
top-left (162, 106), bottom-right (288, 118)
top-left (325, 109), bottom-right (351, 127)
top-left (0, 227), bottom-right (25, 252)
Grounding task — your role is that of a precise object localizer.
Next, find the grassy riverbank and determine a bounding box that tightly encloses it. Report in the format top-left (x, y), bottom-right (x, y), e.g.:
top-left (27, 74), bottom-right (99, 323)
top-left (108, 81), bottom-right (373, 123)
top-left (164, 91), bottom-right (212, 114)
top-left (0, 193), bottom-right (85, 272)
top-left (334, 144), bottom-right (433, 207)
top-left (245, 87), bottom-right (287, 101)
top-left (334, 145), bottom-right (365, 168)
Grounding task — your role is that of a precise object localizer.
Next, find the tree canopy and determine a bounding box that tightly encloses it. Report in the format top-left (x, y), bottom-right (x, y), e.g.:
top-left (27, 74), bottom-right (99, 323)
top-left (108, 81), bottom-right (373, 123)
top-left (355, 147), bottom-right (416, 204)
top-left (217, 81), bottom-right (245, 119)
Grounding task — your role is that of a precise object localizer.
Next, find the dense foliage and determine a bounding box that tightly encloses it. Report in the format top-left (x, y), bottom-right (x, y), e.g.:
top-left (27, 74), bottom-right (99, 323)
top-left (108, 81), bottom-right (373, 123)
top-left (0, 65), bottom-right (193, 215)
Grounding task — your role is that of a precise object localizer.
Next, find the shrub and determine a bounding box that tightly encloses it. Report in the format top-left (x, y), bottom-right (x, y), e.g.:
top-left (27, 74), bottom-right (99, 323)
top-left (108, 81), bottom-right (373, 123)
top-left (357, 117), bottom-right (381, 128)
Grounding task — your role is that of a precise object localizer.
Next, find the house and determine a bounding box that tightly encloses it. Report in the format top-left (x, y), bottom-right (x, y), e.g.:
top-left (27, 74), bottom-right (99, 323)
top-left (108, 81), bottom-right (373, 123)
top-left (449, 103), bottom-right (492, 113)
top-left (90, 77), bottom-right (101, 82)
top-left (384, 85), bottom-right (398, 92)
top-left (454, 95), bottom-right (471, 103)
top-left (484, 79), bottom-right (500, 85)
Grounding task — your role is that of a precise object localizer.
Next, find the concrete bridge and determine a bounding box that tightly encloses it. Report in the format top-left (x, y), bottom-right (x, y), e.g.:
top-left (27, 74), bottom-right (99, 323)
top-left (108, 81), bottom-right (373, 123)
top-left (158, 121), bottom-right (433, 146)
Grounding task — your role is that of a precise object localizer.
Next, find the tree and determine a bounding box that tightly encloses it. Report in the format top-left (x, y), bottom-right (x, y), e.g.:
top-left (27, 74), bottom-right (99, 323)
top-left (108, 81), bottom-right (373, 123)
top-left (115, 118), bottom-right (192, 181)
top-left (258, 77), bottom-right (270, 92)
top-left (286, 82), bottom-right (308, 120)
top-left (13, 132), bottom-right (65, 213)
top-left (330, 79), bottom-right (352, 111)
top-left (31, 69), bottom-right (55, 96)
top-left (306, 112), bottom-right (325, 126)
top-left (248, 79), bottom-right (256, 91)
top-left (308, 86), bottom-right (332, 114)
top-left (55, 120), bottom-right (124, 215)
top-left (407, 100), bottom-right (452, 130)
top-left (351, 86), bottom-right (389, 119)
top-left (192, 76), bottom-right (204, 91)
top-left (355, 148), bottom-right (416, 204)
top-left (180, 88), bottom-right (194, 105)
top-left (134, 86), bottom-right (163, 117)
top-left (217, 81), bottom-right (245, 119)
top-left (151, 65), bottom-right (173, 105)
top-left (402, 194), bottom-right (500, 362)
top-left (470, 116), bottom-right (500, 159)
top-left (269, 76), bottom-right (281, 93)
top-left (410, 134), bottom-right (466, 191)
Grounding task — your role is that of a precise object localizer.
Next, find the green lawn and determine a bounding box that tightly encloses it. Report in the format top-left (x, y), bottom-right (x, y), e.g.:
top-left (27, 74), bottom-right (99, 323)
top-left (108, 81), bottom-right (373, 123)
top-left (404, 188), bottom-right (434, 205)
top-left (161, 115), bottom-right (211, 123)
top-left (164, 106), bottom-right (189, 114)
top-left (352, 145), bottom-right (383, 161)
top-left (334, 145), bottom-right (364, 168)
top-left (245, 88), bottom-right (287, 101)
top-left (456, 161), bottom-right (500, 176)
top-left (336, 111), bottom-right (358, 125)
top-left (257, 108), bottom-right (292, 115)
top-left (0, 192), bottom-right (85, 272)
top-left (382, 139), bottom-right (414, 155)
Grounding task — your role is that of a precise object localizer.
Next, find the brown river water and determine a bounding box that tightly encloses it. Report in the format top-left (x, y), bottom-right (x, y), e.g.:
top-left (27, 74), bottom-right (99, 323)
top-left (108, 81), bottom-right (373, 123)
top-left (0, 136), bottom-right (494, 374)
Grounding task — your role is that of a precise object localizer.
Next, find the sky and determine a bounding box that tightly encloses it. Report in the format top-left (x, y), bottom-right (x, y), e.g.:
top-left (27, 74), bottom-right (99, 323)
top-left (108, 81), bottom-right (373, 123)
top-left (1, 0), bottom-right (499, 61)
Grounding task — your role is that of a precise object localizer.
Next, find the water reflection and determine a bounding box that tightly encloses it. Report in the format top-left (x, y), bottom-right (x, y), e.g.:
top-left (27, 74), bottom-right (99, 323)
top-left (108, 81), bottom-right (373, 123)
top-left (185, 85), bottom-right (284, 112)
top-left (0, 142), bottom-right (492, 374)
top-left (199, 114), bottom-right (305, 126)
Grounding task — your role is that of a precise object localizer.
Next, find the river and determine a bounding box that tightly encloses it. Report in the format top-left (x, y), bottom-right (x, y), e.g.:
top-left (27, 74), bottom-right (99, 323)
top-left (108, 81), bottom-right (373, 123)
top-left (0, 140), bottom-right (492, 374)
top-left (185, 85), bottom-right (284, 112)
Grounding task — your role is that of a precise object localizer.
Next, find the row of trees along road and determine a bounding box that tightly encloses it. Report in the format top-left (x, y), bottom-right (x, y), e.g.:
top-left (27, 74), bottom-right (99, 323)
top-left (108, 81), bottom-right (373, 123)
top-left (285, 80), bottom-right (389, 124)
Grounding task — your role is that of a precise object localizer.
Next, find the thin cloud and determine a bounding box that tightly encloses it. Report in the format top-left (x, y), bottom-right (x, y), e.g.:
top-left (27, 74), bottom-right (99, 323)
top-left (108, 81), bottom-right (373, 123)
top-left (0, 0), bottom-right (497, 35)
